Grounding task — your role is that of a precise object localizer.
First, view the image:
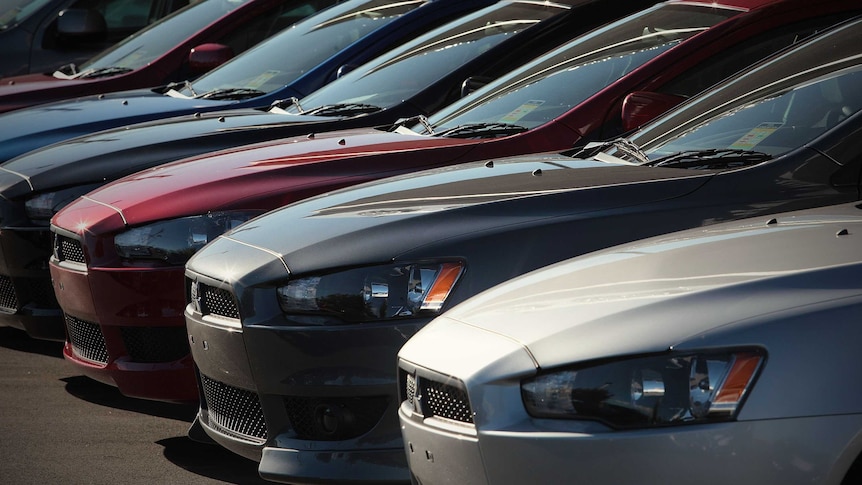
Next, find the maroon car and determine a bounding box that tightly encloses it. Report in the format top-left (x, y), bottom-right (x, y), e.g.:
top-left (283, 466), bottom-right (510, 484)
top-left (0, 0), bottom-right (336, 113)
top-left (49, 0), bottom-right (862, 404)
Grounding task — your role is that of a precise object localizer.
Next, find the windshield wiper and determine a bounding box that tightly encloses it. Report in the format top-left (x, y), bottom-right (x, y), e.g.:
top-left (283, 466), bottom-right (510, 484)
top-left (389, 114), bottom-right (434, 134)
top-left (303, 103), bottom-right (382, 117)
top-left (164, 80), bottom-right (197, 96)
top-left (437, 122), bottom-right (528, 139)
top-left (571, 137), bottom-right (649, 164)
top-left (76, 66), bottom-right (134, 79)
top-left (271, 97), bottom-right (304, 112)
top-left (644, 148), bottom-right (773, 170)
top-left (196, 87), bottom-right (266, 100)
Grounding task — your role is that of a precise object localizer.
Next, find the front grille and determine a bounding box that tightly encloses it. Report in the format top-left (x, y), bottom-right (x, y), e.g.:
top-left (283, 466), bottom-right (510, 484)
top-left (0, 275), bottom-right (20, 312)
top-left (65, 314), bottom-right (109, 364)
top-left (55, 235), bottom-right (86, 264)
top-left (423, 380), bottom-right (473, 424)
top-left (120, 326), bottom-right (190, 363)
top-left (284, 395), bottom-right (388, 441)
top-left (406, 373), bottom-right (474, 425)
top-left (199, 373), bottom-right (267, 443)
top-left (202, 285), bottom-right (240, 319)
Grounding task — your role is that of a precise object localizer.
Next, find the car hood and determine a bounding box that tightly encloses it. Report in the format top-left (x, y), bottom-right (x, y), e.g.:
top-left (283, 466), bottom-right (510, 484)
top-left (0, 88), bottom-right (249, 163)
top-left (191, 153), bottom-right (712, 277)
top-left (54, 127), bottom-right (479, 233)
top-left (417, 202), bottom-right (862, 371)
top-left (0, 73), bottom-right (65, 94)
top-left (0, 108), bottom-right (340, 198)
top-left (0, 74), bottom-right (77, 113)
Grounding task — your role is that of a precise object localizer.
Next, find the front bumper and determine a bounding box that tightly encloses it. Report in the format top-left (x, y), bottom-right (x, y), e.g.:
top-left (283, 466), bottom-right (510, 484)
top-left (400, 404), bottom-right (862, 484)
top-left (186, 278), bottom-right (426, 484)
top-left (0, 226), bottom-right (64, 340)
top-left (396, 321), bottom-right (862, 484)
top-left (50, 258), bottom-right (197, 402)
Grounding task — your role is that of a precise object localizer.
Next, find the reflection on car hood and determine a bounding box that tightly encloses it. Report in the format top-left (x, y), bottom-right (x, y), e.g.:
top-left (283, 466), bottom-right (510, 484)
top-left (0, 88), bottom-right (245, 163)
top-left (0, 108), bottom-right (340, 198)
top-left (58, 127), bottom-right (478, 233)
top-left (0, 73), bottom-right (67, 95)
top-left (429, 202), bottom-right (862, 370)
top-left (207, 153), bottom-right (711, 275)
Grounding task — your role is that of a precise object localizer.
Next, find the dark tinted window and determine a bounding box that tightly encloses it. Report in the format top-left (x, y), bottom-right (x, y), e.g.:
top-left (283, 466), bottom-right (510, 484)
top-left (425, 3), bottom-right (737, 133)
top-left (181, 0), bottom-right (425, 96)
top-left (647, 67), bottom-right (862, 158)
top-left (292, 1), bottom-right (571, 111)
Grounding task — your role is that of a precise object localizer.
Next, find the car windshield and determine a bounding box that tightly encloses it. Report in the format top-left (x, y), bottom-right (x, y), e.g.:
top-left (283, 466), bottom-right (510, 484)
top-left (0, 0), bottom-right (54, 29)
top-left (58, 0), bottom-right (248, 76)
top-left (174, 0), bottom-right (424, 97)
top-left (419, 3), bottom-right (736, 136)
top-left (286, 1), bottom-right (571, 114)
top-left (66, 0), bottom-right (333, 78)
top-left (636, 66), bottom-right (862, 168)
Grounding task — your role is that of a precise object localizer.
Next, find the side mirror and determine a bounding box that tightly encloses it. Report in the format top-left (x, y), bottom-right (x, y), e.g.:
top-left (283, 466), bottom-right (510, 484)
top-left (56, 8), bottom-right (107, 43)
top-left (461, 76), bottom-right (492, 98)
top-left (188, 43), bottom-right (234, 74)
top-left (621, 91), bottom-right (686, 131)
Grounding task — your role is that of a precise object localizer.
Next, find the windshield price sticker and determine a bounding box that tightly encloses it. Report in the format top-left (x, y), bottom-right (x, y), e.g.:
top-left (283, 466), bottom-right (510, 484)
top-left (730, 122), bottom-right (783, 150)
top-left (500, 99), bottom-right (545, 123)
top-left (246, 70), bottom-right (280, 90)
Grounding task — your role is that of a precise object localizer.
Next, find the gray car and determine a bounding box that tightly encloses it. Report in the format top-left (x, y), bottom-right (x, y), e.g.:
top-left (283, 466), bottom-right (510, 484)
top-left (183, 15), bottom-right (862, 485)
top-left (398, 200), bottom-right (862, 484)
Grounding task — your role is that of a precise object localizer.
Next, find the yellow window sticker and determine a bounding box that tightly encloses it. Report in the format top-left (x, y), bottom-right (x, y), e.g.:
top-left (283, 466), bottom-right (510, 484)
top-left (729, 122), bottom-right (783, 150)
top-left (246, 70), bottom-right (280, 90)
top-left (499, 99), bottom-right (545, 123)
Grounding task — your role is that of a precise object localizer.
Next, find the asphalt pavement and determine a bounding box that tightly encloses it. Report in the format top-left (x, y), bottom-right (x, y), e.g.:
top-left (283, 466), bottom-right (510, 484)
top-left (0, 326), bottom-right (270, 485)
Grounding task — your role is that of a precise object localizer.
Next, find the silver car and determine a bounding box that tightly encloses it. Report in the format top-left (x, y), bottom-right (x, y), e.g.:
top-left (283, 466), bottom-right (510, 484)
top-left (398, 200), bottom-right (862, 484)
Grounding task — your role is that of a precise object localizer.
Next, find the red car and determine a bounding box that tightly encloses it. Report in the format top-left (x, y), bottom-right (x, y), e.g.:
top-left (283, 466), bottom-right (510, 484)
top-left (50, 0), bottom-right (862, 404)
top-left (0, 0), bottom-right (335, 113)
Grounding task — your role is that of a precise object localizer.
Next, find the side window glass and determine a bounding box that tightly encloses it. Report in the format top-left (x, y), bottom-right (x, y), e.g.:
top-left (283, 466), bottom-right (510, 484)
top-left (66, 0), bottom-right (159, 41)
top-left (218, 1), bottom-right (338, 55)
top-left (657, 15), bottom-right (855, 98)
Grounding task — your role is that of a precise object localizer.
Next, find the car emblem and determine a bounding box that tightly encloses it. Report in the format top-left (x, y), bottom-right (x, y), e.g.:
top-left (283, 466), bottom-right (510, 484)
top-left (190, 279), bottom-right (202, 313)
top-left (52, 234), bottom-right (61, 260)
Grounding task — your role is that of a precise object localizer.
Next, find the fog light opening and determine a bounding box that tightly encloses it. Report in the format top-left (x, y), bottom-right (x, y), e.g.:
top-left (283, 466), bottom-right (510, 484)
top-left (314, 403), bottom-right (356, 437)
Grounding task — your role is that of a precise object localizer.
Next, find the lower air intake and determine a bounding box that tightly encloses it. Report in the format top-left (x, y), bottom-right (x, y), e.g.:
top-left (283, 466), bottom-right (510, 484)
top-left (200, 373), bottom-right (267, 443)
top-left (65, 314), bottom-right (109, 364)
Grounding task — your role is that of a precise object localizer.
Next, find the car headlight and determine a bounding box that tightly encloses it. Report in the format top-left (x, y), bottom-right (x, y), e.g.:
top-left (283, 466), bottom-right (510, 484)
top-left (114, 211), bottom-right (263, 265)
top-left (24, 184), bottom-right (103, 221)
top-left (521, 350), bottom-right (764, 428)
top-left (277, 261), bottom-right (464, 326)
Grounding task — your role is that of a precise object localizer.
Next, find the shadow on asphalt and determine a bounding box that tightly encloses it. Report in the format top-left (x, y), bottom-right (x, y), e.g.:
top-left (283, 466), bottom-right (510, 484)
top-left (0, 326), bottom-right (64, 358)
top-left (158, 436), bottom-right (271, 484)
top-left (62, 375), bottom-right (198, 422)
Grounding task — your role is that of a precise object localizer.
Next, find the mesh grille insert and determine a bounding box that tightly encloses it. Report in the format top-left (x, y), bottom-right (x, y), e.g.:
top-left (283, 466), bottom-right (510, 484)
top-left (404, 372), bottom-right (416, 407)
top-left (420, 377), bottom-right (473, 424)
top-left (56, 235), bottom-right (86, 264)
top-left (202, 285), bottom-right (240, 319)
top-left (120, 326), bottom-right (190, 363)
top-left (0, 275), bottom-right (20, 312)
top-left (65, 314), bottom-right (108, 364)
top-left (199, 373), bottom-right (266, 443)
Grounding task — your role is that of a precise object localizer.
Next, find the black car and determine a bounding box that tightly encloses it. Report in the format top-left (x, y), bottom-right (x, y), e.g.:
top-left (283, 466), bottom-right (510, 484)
top-left (183, 16), bottom-right (862, 484)
top-left (0, 0), bottom-right (188, 77)
top-left (0, 0), bottom-right (652, 340)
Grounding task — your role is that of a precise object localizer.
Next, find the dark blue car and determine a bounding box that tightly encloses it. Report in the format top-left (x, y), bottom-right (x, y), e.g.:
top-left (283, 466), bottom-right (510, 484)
top-left (0, 0), bottom-right (496, 163)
